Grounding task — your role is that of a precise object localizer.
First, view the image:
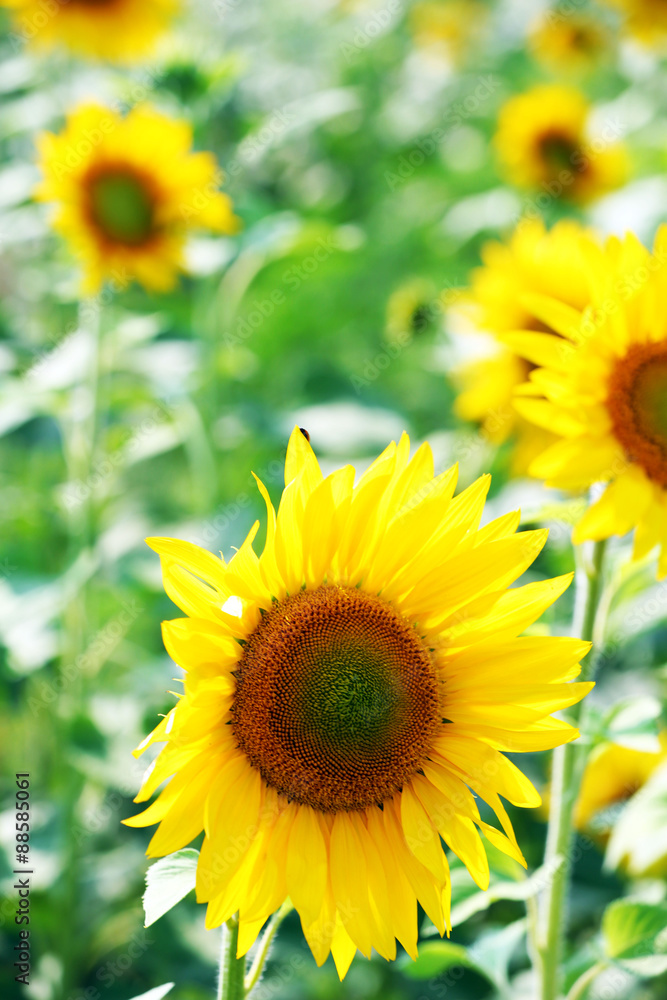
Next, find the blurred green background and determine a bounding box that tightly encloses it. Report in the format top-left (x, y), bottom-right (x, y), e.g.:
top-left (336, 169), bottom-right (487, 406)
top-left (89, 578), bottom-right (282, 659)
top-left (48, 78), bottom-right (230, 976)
top-left (1, 1), bottom-right (667, 998)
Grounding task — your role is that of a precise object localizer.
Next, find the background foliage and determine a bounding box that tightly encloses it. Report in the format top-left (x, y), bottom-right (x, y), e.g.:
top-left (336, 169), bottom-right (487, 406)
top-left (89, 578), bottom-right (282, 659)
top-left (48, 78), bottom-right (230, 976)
top-left (1, 0), bottom-right (666, 998)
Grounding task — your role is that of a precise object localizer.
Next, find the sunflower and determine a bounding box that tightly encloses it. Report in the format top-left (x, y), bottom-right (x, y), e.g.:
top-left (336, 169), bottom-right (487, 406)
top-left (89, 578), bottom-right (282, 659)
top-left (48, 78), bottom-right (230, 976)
top-left (451, 218), bottom-right (594, 473)
top-left (507, 226), bottom-right (667, 576)
top-left (599, 0), bottom-right (667, 48)
top-left (409, 1), bottom-right (488, 64)
top-left (385, 278), bottom-right (439, 345)
top-left (494, 84), bottom-right (629, 203)
top-left (35, 104), bottom-right (239, 293)
top-left (124, 427), bottom-right (592, 976)
top-left (528, 12), bottom-right (612, 76)
top-left (0, 0), bottom-right (178, 63)
top-left (575, 736), bottom-right (667, 833)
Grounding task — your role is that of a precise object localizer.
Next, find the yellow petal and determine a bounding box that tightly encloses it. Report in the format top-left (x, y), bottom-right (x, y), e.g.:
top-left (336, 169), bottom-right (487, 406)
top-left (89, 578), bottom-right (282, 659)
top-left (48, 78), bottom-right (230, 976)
top-left (330, 916), bottom-right (358, 980)
top-left (573, 466), bottom-right (654, 543)
top-left (329, 813), bottom-right (373, 957)
top-left (284, 425), bottom-right (323, 492)
top-left (413, 774), bottom-right (489, 890)
top-left (286, 806), bottom-right (328, 929)
top-left (400, 783), bottom-right (449, 881)
top-left (442, 573), bottom-right (573, 647)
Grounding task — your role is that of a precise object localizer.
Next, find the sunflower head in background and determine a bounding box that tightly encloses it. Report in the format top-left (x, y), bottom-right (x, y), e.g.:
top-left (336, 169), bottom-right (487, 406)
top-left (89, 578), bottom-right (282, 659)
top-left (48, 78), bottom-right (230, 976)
top-left (494, 84), bottom-right (629, 203)
top-left (575, 735), bottom-right (667, 835)
top-left (507, 226), bottom-right (667, 577)
top-left (385, 277), bottom-right (440, 346)
top-left (124, 427), bottom-right (592, 976)
top-left (528, 11), bottom-right (613, 76)
top-left (450, 218), bottom-right (594, 474)
top-left (409, 0), bottom-right (489, 65)
top-left (599, 0), bottom-right (667, 49)
top-left (35, 104), bottom-right (239, 293)
top-left (0, 0), bottom-right (178, 63)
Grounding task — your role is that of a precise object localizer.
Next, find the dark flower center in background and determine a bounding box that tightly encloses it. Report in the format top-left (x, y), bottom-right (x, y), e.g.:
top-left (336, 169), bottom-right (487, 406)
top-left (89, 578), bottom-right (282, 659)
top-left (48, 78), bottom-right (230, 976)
top-left (232, 585), bottom-right (442, 812)
top-left (87, 168), bottom-right (155, 246)
top-left (537, 130), bottom-right (582, 176)
top-left (411, 302), bottom-right (435, 335)
top-left (608, 343), bottom-right (667, 487)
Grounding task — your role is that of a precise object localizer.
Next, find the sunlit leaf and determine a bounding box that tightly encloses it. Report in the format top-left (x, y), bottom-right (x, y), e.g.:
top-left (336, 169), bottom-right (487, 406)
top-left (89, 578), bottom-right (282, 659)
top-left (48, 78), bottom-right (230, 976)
top-left (128, 985), bottom-right (175, 1000)
top-left (400, 941), bottom-right (489, 981)
top-left (602, 899), bottom-right (667, 975)
top-left (143, 848), bottom-right (199, 927)
top-left (606, 764), bottom-right (667, 876)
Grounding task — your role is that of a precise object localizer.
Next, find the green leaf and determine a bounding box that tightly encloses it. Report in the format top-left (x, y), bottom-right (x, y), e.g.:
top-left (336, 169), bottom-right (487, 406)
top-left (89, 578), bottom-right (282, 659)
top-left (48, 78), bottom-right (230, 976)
top-left (399, 941), bottom-right (491, 981)
top-left (128, 986), bottom-right (174, 1000)
top-left (469, 918), bottom-right (527, 986)
top-left (520, 497), bottom-right (587, 528)
top-left (602, 899), bottom-right (667, 976)
top-left (606, 764), bottom-right (667, 876)
top-left (143, 848), bottom-right (199, 927)
top-left (602, 696), bottom-right (663, 751)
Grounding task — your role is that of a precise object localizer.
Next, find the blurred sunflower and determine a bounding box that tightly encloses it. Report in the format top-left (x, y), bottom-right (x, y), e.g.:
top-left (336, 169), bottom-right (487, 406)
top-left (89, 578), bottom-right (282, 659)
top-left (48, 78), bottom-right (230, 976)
top-left (508, 227), bottom-right (667, 576)
top-left (528, 12), bottom-right (612, 76)
top-left (385, 278), bottom-right (439, 345)
top-left (450, 218), bottom-right (594, 474)
top-left (125, 427), bottom-right (592, 976)
top-left (409, 0), bottom-right (488, 64)
top-left (494, 84), bottom-right (629, 203)
top-left (599, 0), bottom-right (667, 48)
top-left (36, 104), bottom-right (239, 293)
top-left (0, 0), bottom-right (178, 63)
top-left (575, 736), bottom-right (667, 833)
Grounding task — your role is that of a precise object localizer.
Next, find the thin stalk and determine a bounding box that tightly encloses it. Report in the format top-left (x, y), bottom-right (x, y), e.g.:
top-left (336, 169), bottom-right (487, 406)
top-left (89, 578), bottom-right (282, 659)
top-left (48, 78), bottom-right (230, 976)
top-left (58, 297), bottom-right (101, 997)
top-left (538, 539), bottom-right (607, 1000)
top-left (526, 890), bottom-right (541, 976)
top-left (217, 917), bottom-right (246, 1000)
top-left (564, 961), bottom-right (606, 1000)
top-left (244, 901), bottom-right (294, 994)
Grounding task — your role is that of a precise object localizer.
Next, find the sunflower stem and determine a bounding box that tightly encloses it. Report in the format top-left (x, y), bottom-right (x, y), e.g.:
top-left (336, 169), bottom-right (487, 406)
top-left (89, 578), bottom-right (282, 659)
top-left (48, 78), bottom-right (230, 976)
top-left (217, 917), bottom-right (246, 1000)
top-left (57, 296), bottom-right (102, 996)
top-left (244, 901), bottom-right (294, 994)
top-left (538, 539), bottom-right (607, 1000)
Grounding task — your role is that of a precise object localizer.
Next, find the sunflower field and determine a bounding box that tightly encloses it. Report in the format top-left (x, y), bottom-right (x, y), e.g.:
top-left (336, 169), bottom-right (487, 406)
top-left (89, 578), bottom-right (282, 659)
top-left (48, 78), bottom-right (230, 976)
top-left (2, 1), bottom-right (667, 999)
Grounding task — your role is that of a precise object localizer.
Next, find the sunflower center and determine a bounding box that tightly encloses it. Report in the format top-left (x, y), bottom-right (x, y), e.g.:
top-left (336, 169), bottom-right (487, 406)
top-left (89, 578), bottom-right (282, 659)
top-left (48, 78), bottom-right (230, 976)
top-left (538, 131), bottom-right (581, 175)
top-left (87, 169), bottom-right (155, 246)
top-left (608, 343), bottom-right (667, 488)
top-left (570, 28), bottom-right (595, 52)
top-left (231, 585), bottom-right (442, 812)
top-left (411, 303), bottom-right (434, 334)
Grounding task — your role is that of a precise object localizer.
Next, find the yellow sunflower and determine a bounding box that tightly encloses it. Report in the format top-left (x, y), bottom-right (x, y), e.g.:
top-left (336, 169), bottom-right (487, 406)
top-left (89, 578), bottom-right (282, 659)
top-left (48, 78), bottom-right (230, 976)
top-left (494, 84), bottom-right (629, 203)
top-left (36, 104), bottom-right (239, 293)
top-left (507, 226), bottom-right (667, 576)
top-left (451, 218), bottom-right (594, 473)
top-left (599, 0), bottom-right (667, 48)
top-left (0, 0), bottom-right (178, 63)
top-left (124, 427), bottom-right (592, 976)
top-left (575, 736), bottom-right (667, 832)
top-left (409, 1), bottom-right (488, 64)
top-left (528, 12), bottom-right (612, 76)
top-left (385, 278), bottom-right (439, 345)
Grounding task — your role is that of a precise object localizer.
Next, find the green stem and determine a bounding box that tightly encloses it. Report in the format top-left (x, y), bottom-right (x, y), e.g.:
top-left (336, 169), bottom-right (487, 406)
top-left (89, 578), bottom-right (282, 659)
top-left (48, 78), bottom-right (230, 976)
top-left (564, 961), bottom-right (606, 1000)
top-left (526, 889), bottom-right (541, 976)
top-left (538, 539), bottom-right (607, 1000)
top-left (58, 297), bottom-right (101, 997)
top-left (217, 917), bottom-right (246, 1000)
top-left (244, 901), bottom-right (294, 994)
